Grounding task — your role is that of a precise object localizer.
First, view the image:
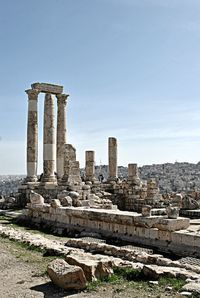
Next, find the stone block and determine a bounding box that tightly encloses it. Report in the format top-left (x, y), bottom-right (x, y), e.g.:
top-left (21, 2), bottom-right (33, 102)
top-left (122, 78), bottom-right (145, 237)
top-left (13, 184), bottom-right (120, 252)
top-left (149, 228), bottom-right (159, 240)
top-left (134, 216), bottom-right (160, 228)
top-left (31, 82), bottom-right (63, 94)
top-left (47, 259), bottom-right (86, 290)
top-left (171, 232), bottom-right (182, 243)
top-left (153, 217), bottom-right (190, 232)
top-left (66, 251), bottom-right (113, 281)
top-left (157, 230), bottom-right (171, 242)
top-left (181, 233), bottom-right (195, 247)
top-left (194, 235), bottom-right (200, 247)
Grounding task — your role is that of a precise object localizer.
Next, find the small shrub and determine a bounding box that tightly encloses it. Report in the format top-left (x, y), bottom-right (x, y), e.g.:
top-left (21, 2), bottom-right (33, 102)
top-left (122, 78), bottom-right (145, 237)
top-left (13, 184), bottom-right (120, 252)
top-left (159, 275), bottom-right (186, 291)
top-left (113, 267), bottom-right (144, 281)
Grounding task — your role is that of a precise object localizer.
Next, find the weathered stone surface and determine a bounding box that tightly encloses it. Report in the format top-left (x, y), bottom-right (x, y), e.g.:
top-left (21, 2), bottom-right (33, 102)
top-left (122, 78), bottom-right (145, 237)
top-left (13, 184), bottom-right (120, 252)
top-left (128, 163), bottom-right (138, 179)
top-left (47, 259), bottom-right (87, 290)
top-left (108, 137), bottom-right (117, 179)
top-left (42, 93), bottom-right (56, 183)
top-left (153, 217), bottom-right (190, 231)
top-left (57, 190), bottom-right (68, 200)
top-left (29, 191), bottom-right (44, 205)
top-left (143, 265), bottom-right (199, 280)
top-left (68, 191), bottom-right (80, 199)
top-left (85, 151), bottom-right (95, 181)
top-left (60, 196), bottom-right (72, 207)
top-left (182, 282), bottom-right (200, 294)
top-left (63, 144), bottom-right (81, 185)
top-left (142, 205), bottom-right (151, 217)
top-left (56, 94), bottom-right (68, 179)
top-left (66, 251), bottom-right (113, 281)
top-left (182, 196), bottom-right (200, 210)
top-left (50, 199), bottom-right (61, 208)
top-left (26, 89), bottom-right (39, 182)
top-left (166, 206), bottom-right (179, 219)
top-left (31, 82), bottom-right (63, 94)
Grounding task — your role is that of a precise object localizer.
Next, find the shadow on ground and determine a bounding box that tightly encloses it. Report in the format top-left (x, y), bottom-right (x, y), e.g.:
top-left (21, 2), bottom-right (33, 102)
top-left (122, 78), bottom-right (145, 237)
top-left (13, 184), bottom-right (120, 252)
top-left (31, 282), bottom-right (80, 298)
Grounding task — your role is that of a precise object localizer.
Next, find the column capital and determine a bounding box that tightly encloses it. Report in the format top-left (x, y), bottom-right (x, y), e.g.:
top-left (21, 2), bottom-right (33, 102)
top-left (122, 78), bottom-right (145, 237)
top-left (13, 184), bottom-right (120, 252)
top-left (25, 89), bottom-right (40, 100)
top-left (56, 93), bottom-right (69, 105)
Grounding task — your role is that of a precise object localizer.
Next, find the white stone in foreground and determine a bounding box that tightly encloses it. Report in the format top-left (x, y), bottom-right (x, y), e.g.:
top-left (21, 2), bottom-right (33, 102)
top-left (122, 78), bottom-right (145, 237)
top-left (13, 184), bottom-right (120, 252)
top-left (47, 259), bottom-right (87, 290)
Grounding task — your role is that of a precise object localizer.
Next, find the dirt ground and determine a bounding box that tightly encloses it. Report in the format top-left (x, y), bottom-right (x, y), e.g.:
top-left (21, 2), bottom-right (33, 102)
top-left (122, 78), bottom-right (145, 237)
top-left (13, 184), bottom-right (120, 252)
top-left (0, 235), bottom-right (185, 298)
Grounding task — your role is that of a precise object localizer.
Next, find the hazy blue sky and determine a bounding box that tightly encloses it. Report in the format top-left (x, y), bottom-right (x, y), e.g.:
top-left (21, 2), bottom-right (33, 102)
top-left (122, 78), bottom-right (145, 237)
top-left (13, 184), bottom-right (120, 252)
top-left (1, 0), bottom-right (200, 174)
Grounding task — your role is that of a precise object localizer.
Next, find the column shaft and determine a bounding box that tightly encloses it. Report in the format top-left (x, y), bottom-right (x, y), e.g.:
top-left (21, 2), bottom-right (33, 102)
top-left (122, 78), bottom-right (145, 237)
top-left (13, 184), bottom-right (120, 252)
top-left (128, 163), bottom-right (138, 180)
top-left (56, 94), bottom-right (68, 179)
top-left (108, 137), bottom-right (118, 179)
top-left (85, 151), bottom-right (95, 181)
top-left (42, 93), bottom-right (56, 182)
top-left (26, 89), bottom-right (39, 182)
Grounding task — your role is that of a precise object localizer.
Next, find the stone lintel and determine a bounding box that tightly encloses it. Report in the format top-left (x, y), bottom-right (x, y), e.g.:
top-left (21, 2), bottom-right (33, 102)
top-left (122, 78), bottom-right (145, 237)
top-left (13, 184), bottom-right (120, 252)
top-left (31, 82), bottom-right (63, 95)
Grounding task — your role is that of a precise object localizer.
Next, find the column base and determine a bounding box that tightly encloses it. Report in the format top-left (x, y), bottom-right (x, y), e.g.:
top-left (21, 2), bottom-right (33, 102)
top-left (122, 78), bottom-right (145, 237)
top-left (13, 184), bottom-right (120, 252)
top-left (25, 176), bottom-right (38, 183)
top-left (41, 175), bottom-right (57, 183)
top-left (40, 180), bottom-right (58, 190)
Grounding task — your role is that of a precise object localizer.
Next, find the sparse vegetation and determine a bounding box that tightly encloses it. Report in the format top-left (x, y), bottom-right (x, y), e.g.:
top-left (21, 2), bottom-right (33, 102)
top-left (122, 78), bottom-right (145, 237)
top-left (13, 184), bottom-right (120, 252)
top-left (159, 275), bottom-right (186, 291)
top-left (87, 266), bottom-right (186, 295)
top-left (0, 235), bottom-right (60, 276)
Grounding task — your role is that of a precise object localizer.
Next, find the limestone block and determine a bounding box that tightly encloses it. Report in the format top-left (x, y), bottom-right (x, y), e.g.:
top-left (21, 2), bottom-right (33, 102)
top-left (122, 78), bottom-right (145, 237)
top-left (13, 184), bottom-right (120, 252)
top-left (41, 204), bottom-right (50, 213)
top-left (171, 232), bottom-right (182, 243)
top-left (157, 230), bottom-right (172, 242)
top-left (47, 259), bottom-right (86, 290)
top-left (82, 184), bottom-right (90, 190)
top-left (182, 282), bottom-right (200, 294)
top-left (181, 234), bottom-right (195, 247)
top-left (149, 228), bottom-right (159, 240)
top-left (68, 191), bottom-right (80, 199)
top-left (143, 265), bottom-right (199, 281)
top-left (29, 191), bottom-right (44, 205)
top-left (49, 207), bottom-right (57, 214)
top-left (133, 216), bottom-right (160, 228)
top-left (153, 217), bottom-right (190, 232)
top-left (166, 206), bottom-right (179, 219)
top-left (80, 200), bottom-right (90, 207)
top-left (65, 251), bottom-right (113, 281)
top-left (194, 235), bottom-right (200, 247)
top-left (142, 205), bottom-right (151, 217)
top-left (50, 199), bottom-right (61, 208)
top-left (31, 82), bottom-right (63, 94)
top-left (61, 196), bottom-right (72, 207)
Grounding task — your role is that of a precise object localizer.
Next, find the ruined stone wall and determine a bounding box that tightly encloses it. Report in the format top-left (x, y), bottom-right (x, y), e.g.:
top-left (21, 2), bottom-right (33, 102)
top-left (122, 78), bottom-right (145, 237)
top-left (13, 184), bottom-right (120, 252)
top-left (22, 204), bottom-right (200, 257)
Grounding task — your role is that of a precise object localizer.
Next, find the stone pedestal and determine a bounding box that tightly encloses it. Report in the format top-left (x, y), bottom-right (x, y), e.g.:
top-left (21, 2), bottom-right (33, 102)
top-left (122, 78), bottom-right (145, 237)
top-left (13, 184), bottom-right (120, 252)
top-left (42, 93), bottom-right (57, 183)
top-left (85, 151), bottom-right (95, 181)
top-left (56, 94), bottom-right (69, 179)
top-left (108, 137), bottom-right (117, 180)
top-left (26, 89), bottom-right (39, 182)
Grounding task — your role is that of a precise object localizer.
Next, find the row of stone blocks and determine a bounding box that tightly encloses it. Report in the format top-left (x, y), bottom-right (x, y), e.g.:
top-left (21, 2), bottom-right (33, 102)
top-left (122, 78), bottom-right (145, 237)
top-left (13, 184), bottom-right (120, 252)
top-left (26, 204), bottom-right (189, 231)
top-left (24, 205), bottom-right (200, 257)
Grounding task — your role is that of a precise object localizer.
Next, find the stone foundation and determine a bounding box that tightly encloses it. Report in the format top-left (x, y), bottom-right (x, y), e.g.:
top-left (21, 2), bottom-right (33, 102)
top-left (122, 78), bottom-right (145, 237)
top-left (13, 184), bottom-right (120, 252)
top-left (22, 204), bottom-right (200, 257)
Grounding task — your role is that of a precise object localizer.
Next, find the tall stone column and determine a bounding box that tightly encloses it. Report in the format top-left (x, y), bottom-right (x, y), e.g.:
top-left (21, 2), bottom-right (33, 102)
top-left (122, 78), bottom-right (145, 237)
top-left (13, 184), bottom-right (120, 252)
top-left (26, 89), bottom-right (39, 182)
top-left (42, 93), bottom-right (56, 182)
top-left (85, 151), bottom-right (95, 181)
top-left (56, 94), bottom-right (69, 179)
top-left (108, 137), bottom-right (118, 180)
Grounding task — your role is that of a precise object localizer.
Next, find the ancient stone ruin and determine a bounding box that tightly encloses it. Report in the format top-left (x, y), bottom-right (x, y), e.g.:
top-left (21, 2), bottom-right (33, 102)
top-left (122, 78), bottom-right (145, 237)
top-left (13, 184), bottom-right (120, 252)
top-left (1, 81), bottom-right (200, 295)
top-left (12, 82), bottom-right (200, 262)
